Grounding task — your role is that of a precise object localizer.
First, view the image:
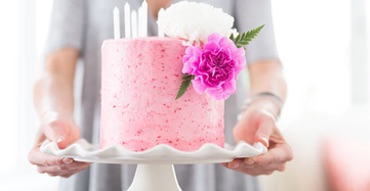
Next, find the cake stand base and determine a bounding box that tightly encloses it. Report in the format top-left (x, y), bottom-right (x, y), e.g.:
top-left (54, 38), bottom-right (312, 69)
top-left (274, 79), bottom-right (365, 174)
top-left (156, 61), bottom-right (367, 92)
top-left (127, 164), bottom-right (181, 191)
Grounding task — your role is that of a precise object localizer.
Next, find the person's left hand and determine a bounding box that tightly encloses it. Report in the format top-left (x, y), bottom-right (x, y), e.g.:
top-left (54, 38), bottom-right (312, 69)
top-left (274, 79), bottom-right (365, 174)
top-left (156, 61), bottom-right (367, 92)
top-left (223, 101), bottom-right (293, 176)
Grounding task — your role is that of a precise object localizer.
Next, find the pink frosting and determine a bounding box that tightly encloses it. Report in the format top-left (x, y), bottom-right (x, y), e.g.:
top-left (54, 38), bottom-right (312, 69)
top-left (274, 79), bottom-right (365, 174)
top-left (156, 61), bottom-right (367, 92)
top-left (100, 37), bottom-right (224, 151)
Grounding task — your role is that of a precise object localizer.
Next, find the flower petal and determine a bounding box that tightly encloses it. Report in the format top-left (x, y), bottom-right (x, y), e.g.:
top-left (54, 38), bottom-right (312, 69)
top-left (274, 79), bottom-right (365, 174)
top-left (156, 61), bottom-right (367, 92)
top-left (181, 31), bottom-right (246, 100)
top-left (192, 77), bottom-right (207, 94)
top-left (157, 2), bottom-right (234, 44)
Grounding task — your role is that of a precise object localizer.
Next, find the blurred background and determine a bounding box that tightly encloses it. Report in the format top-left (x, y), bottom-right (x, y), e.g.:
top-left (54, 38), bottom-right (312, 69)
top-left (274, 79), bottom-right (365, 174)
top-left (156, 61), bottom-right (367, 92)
top-left (0, 0), bottom-right (369, 190)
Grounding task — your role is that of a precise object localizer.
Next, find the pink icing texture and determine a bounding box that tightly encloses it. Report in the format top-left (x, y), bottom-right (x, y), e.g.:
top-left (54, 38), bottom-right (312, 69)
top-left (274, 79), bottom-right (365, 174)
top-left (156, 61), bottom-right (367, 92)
top-left (100, 37), bottom-right (224, 151)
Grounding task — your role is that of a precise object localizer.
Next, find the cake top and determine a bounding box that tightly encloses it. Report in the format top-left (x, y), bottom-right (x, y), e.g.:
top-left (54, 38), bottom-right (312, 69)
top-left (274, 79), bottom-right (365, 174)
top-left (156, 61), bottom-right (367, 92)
top-left (102, 36), bottom-right (179, 47)
top-left (156, 1), bottom-right (264, 100)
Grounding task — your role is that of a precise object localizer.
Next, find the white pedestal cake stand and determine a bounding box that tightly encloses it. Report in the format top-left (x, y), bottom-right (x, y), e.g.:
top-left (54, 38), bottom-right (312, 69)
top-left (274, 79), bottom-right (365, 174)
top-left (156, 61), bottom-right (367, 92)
top-left (41, 139), bottom-right (267, 191)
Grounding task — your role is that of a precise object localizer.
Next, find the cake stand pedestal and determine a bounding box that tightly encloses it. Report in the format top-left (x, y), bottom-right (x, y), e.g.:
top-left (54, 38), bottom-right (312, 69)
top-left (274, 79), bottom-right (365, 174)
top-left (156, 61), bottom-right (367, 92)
top-left (127, 164), bottom-right (181, 191)
top-left (40, 139), bottom-right (267, 191)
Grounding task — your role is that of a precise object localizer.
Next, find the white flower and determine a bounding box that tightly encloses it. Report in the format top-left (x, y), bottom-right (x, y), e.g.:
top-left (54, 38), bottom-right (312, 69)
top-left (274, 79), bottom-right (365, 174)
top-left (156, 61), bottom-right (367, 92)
top-left (228, 28), bottom-right (239, 38)
top-left (157, 1), bottom-right (234, 44)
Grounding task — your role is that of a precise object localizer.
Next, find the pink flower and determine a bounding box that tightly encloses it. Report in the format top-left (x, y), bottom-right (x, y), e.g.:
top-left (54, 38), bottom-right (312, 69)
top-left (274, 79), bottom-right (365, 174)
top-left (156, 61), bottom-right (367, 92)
top-left (182, 33), bottom-right (246, 100)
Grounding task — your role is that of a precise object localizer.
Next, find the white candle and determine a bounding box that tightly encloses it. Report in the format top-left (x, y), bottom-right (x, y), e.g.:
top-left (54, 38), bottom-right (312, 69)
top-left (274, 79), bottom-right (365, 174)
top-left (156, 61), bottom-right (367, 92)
top-left (158, 8), bottom-right (165, 37)
top-left (124, 2), bottom-right (131, 38)
top-left (113, 7), bottom-right (121, 39)
top-left (143, 0), bottom-right (148, 36)
top-left (131, 10), bottom-right (138, 38)
top-left (138, 6), bottom-right (144, 37)
top-left (138, 0), bottom-right (148, 37)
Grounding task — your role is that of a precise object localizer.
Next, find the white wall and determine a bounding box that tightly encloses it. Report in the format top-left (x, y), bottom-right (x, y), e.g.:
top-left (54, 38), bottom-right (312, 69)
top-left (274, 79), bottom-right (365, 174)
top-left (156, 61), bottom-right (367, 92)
top-left (0, 0), bottom-right (19, 173)
top-left (261, 1), bottom-right (369, 190)
top-left (0, 0), bottom-right (57, 190)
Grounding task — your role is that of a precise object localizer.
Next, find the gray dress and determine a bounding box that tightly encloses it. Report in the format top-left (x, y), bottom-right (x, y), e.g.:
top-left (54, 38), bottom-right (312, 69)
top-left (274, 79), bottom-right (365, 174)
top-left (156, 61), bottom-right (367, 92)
top-left (45, 0), bottom-right (279, 190)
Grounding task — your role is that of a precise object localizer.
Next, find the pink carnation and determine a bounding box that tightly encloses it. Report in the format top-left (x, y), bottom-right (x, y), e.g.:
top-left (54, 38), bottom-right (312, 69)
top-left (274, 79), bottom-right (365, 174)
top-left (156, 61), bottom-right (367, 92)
top-left (182, 33), bottom-right (246, 100)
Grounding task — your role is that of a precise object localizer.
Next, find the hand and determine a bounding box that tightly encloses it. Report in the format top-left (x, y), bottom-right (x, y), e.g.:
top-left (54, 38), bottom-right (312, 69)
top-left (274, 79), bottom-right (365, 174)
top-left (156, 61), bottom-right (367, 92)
top-left (28, 113), bottom-right (90, 178)
top-left (224, 101), bottom-right (293, 176)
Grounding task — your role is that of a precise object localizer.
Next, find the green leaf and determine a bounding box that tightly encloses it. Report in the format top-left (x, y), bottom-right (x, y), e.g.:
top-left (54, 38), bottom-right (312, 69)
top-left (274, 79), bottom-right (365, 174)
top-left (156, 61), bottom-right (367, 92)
top-left (229, 33), bottom-right (235, 41)
top-left (175, 74), bottom-right (194, 100)
top-left (230, 24), bottom-right (265, 49)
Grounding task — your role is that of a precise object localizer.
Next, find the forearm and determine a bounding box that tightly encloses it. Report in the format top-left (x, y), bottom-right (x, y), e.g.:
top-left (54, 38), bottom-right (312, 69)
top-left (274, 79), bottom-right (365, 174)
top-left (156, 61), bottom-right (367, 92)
top-left (33, 48), bottom-right (78, 120)
top-left (29, 51), bottom-right (88, 177)
top-left (247, 59), bottom-right (287, 118)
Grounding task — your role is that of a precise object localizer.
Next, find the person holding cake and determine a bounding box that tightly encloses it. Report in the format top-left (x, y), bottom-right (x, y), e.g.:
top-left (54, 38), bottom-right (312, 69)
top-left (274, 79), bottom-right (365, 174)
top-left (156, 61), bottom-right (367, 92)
top-left (28, 0), bottom-right (293, 190)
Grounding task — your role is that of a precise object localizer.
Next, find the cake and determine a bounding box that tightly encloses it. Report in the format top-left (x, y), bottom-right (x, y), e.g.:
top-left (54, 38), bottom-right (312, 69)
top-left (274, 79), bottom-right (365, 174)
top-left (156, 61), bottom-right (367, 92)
top-left (100, 1), bottom-right (262, 152)
top-left (100, 37), bottom-right (225, 151)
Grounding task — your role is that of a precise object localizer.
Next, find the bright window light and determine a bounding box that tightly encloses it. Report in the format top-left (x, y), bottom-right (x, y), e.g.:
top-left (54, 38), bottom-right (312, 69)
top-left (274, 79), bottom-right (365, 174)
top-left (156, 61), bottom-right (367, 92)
top-left (272, 0), bottom-right (352, 124)
top-left (0, 0), bottom-right (19, 173)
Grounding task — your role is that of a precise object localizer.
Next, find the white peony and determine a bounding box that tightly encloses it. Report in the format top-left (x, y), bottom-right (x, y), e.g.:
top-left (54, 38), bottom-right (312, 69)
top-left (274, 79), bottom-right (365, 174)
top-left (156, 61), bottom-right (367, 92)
top-left (157, 1), bottom-right (235, 44)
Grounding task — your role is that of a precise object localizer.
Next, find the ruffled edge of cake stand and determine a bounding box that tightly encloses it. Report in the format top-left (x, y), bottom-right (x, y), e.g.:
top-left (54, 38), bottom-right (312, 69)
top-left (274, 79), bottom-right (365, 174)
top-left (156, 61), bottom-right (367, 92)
top-left (40, 139), bottom-right (267, 164)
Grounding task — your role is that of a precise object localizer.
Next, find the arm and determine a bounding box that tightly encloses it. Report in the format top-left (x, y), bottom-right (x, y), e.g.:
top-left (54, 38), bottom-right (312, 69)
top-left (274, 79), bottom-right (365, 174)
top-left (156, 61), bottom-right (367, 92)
top-left (222, 0), bottom-right (292, 176)
top-left (226, 59), bottom-right (292, 176)
top-left (235, 59), bottom-right (287, 144)
top-left (147, 0), bottom-right (171, 19)
top-left (28, 48), bottom-right (90, 178)
top-left (28, 0), bottom-right (88, 177)
top-left (248, 60), bottom-right (287, 104)
top-left (35, 0), bottom-right (84, 123)
top-left (33, 48), bottom-right (79, 147)
top-left (34, 49), bottom-right (77, 119)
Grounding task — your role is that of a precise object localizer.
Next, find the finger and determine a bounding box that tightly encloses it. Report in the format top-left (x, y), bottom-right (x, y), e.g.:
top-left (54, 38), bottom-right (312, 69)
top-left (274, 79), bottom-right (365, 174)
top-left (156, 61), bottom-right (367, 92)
top-left (44, 121), bottom-right (79, 149)
top-left (224, 161), bottom-right (272, 176)
top-left (275, 162), bottom-right (286, 171)
top-left (37, 165), bottom-right (63, 174)
top-left (247, 161), bottom-right (286, 175)
top-left (28, 147), bottom-right (73, 166)
top-left (46, 163), bottom-right (90, 178)
top-left (254, 115), bottom-right (274, 147)
top-left (47, 173), bottom-right (59, 177)
top-left (223, 159), bottom-right (275, 176)
top-left (234, 160), bottom-right (283, 176)
top-left (249, 143), bottom-right (293, 167)
top-left (233, 121), bottom-right (254, 144)
top-left (43, 120), bottom-right (69, 146)
top-left (58, 124), bottom-right (80, 149)
top-left (60, 161), bottom-right (91, 171)
top-left (269, 128), bottom-right (287, 145)
top-left (72, 163), bottom-right (90, 171)
top-left (225, 158), bottom-right (244, 169)
top-left (243, 168), bottom-right (274, 176)
top-left (60, 172), bottom-right (75, 178)
top-left (37, 161), bottom-right (90, 175)
top-left (56, 132), bottom-right (79, 150)
top-left (60, 165), bottom-right (90, 178)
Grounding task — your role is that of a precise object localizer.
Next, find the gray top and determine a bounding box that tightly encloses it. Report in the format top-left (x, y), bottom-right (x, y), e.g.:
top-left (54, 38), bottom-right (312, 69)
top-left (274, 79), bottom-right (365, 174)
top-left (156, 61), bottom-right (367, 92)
top-left (46, 0), bottom-right (279, 190)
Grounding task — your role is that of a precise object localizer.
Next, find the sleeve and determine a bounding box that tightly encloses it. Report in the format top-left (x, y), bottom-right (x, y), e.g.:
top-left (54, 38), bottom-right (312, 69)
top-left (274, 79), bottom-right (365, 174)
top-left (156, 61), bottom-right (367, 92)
top-left (234, 0), bottom-right (279, 64)
top-left (44, 0), bottom-right (85, 56)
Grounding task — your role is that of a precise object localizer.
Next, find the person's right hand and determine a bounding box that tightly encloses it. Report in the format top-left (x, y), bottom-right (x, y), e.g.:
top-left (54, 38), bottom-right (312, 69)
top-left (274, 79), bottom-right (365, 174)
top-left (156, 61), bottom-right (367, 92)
top-left (28, 113), bottom-right (90, 178)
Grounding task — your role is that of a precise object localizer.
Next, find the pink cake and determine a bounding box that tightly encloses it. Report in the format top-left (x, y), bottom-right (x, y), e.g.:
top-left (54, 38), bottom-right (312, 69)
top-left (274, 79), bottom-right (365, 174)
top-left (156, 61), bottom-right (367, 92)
top-left (100, 37), bottom-right (224, 151)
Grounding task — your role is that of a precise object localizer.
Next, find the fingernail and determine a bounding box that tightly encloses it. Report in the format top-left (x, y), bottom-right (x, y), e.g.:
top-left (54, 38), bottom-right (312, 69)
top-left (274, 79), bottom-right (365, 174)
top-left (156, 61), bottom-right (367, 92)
top-left (56, 138), bottom-right (63, 143)
top-left (245, 158), bottom-right (255, 165)
top-left (63, 158), bottom-right (73, 164)
top-left (261, 137), bottom-right (269, 147)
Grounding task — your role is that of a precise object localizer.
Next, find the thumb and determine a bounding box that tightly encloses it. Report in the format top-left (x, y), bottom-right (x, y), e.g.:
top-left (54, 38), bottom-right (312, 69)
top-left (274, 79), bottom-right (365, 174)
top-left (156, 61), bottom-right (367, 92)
top-left (44, 120), bottom-right (79, 149)
top-left (254, 118), bottom-right (273, 148)
top-left (233, 121), bottom-right (254, 145)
